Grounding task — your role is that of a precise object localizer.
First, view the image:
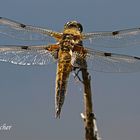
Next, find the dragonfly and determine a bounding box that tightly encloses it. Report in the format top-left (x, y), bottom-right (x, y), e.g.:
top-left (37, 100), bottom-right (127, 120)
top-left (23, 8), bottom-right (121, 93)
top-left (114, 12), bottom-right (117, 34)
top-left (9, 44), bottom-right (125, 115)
top-left (0, 17), bottom-right (140, 118)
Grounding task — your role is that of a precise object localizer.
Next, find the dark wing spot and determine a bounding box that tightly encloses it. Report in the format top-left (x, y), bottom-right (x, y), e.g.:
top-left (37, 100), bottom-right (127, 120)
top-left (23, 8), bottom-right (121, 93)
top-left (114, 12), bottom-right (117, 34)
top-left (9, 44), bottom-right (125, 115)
top-left (134, 56), bottom-right (140, 60)
top-left (112, 31), bottom-right (119, 36)
top-left (20, 24), bottom-right (26, 28)
top-left (104, 53), bottom-right (111, 57)
top-left (21, 46), bottom-right (29, 50)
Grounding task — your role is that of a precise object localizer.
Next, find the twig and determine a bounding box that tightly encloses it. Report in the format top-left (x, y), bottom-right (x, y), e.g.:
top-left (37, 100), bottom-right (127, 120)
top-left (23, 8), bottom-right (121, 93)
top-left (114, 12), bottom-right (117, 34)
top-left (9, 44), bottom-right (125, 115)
top-left (80, 59), bottom-right (97, 140)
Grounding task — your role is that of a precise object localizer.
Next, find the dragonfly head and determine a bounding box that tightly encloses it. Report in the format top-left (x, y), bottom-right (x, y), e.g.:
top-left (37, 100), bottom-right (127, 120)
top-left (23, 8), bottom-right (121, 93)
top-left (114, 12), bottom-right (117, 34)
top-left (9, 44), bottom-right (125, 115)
top-left (64, 21), bottom-right (83, 33)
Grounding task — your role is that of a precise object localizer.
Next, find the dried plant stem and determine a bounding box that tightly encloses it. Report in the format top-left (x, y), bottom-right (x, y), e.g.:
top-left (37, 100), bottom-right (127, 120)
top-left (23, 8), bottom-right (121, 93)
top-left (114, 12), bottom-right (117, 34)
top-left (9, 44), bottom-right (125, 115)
top-left (81, 60), bottom-right (97, 140)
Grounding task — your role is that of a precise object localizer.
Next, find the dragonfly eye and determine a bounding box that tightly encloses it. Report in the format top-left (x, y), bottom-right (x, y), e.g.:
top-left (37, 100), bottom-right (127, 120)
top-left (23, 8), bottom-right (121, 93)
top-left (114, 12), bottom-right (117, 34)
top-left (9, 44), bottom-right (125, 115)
top-left (77, 23), bottom-right (83, 32)
top-left (64, 21), bottom-right (83, 32)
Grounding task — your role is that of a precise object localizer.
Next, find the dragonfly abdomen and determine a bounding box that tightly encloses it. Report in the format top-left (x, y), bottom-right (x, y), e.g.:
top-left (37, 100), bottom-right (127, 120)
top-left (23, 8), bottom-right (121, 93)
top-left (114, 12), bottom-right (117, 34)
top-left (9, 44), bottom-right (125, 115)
top-left (55, 50), bottom-right (72, 118)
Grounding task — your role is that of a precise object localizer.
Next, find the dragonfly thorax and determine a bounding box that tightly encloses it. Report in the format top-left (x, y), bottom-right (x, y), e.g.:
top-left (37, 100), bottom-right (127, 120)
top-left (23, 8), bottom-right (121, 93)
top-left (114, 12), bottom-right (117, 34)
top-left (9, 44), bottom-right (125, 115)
top-left (60, 34), bottom-right (82, 49)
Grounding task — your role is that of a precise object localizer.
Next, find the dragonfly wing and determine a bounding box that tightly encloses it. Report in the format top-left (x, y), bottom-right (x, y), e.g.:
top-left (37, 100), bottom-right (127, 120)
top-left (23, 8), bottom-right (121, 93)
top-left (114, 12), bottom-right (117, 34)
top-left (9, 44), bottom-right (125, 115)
top-left (0, 45), bottom-right (57, 65)
top-left (72, 47), bottom-right (140, 73)
top-left (0, 17), bottom-right (62, 42)
top-left (85, 48), bottom-right (140, 72)
top-left (83, 28), bottom-right (140, 48)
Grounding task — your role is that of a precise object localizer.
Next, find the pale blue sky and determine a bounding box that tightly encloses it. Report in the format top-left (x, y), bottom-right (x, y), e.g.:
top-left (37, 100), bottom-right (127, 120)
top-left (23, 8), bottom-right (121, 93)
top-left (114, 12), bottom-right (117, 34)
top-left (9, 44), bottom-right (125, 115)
top-left (0, 0), bottom-right (140, 140)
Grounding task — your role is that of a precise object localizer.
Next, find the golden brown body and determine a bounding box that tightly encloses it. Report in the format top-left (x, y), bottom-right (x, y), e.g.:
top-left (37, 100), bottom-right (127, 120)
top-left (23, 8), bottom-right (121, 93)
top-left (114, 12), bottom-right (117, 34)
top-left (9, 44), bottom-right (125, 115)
top-left (55, 48), bottom-right (72, 118)
top-left (53, 21), bottom-right (84, 118)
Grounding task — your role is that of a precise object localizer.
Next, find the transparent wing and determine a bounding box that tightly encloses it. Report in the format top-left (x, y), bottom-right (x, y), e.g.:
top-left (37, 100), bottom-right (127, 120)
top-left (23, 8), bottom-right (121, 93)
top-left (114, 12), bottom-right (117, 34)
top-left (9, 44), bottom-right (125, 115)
top-left (83, 28), bottom-right (140, 48)
top-left (0, 45), bottom-right (57, 65)
top-left (72, 47), bottom-right (140, 73)
top-left (0, 17), bottom-right (62, 42)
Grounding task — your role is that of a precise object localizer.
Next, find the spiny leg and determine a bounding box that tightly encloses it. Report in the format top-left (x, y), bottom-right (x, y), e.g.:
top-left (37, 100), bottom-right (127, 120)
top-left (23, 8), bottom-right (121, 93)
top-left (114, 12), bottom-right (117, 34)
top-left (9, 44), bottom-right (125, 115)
top-left (72, 67), bottom-right (83, 84)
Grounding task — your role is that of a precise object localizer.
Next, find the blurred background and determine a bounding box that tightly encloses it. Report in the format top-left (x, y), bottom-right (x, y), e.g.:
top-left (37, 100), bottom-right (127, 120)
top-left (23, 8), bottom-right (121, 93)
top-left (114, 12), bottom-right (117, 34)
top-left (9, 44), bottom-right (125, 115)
top-left (0, 0), bottom-right (140, 140)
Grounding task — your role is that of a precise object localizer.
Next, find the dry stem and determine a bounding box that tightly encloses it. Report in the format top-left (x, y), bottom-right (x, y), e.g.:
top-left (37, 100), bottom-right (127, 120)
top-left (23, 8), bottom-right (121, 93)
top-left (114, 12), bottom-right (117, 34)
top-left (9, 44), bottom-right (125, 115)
top-left (81, 60), bottom-right (97, 140)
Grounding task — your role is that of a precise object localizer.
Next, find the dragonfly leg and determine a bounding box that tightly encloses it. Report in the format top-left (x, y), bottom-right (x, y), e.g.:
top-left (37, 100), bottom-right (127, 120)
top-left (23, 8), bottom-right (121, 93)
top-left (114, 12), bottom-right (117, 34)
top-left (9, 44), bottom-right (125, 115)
top-left (72, 68), bottom-right (84, 84)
